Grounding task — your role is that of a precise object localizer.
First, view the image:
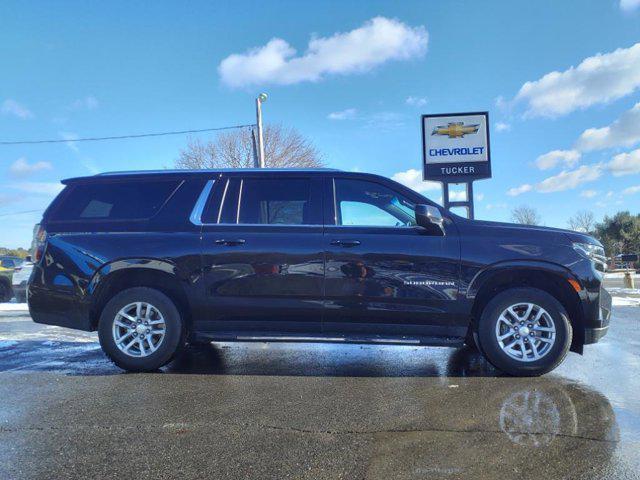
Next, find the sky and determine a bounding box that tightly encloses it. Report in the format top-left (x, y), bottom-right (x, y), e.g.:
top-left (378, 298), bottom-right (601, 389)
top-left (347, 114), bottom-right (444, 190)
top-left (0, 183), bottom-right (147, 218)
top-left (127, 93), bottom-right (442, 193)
top-left (1, 0), bottom-right (640, 248)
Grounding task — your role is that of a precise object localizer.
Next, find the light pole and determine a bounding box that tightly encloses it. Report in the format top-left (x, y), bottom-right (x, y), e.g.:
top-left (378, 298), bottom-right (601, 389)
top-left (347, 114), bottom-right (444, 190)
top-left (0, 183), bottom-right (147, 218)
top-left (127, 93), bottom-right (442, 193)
top-left (255, 93), bottom-right (268, 168)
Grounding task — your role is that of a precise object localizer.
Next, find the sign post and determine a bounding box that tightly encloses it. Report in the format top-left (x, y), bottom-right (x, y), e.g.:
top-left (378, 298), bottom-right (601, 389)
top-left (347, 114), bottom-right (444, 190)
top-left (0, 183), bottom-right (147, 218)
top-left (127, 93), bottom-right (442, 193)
top-left (422, 111), bottom-right (491, 219)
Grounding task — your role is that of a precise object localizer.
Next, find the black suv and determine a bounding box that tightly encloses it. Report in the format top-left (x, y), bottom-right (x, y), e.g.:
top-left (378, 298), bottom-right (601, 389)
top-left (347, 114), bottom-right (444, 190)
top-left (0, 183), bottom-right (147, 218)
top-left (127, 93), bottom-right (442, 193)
top-left (28, 169), bottom-right (611, 375)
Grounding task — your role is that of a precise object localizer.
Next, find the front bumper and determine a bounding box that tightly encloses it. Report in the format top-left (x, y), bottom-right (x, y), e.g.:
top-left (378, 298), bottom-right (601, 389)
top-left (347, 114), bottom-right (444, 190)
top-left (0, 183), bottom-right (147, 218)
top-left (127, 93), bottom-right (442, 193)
top-left (584, 326), bottom-right (609, 344)
top-left (583, 286), bottom-right (612, 345)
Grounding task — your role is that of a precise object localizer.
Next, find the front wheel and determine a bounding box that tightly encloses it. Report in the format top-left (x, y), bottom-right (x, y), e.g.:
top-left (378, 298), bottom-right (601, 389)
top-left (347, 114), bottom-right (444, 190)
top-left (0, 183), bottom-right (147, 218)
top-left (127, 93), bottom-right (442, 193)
top-left (477, 288), bottom-right (572, 376)
top-left (98, 287), bottom-right (185, 372)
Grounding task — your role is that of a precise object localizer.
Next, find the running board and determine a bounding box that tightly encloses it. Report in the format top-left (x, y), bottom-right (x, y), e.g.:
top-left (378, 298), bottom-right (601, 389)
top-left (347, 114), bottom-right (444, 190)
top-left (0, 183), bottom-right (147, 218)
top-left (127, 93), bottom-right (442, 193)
top-left (193, 332), bottom-right (464, 347)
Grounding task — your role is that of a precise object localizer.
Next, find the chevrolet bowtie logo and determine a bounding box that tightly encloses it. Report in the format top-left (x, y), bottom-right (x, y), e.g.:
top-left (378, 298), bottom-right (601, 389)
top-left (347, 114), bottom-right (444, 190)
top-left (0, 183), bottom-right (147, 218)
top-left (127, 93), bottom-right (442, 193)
top-left (431, 122), bottom-right (480, 138)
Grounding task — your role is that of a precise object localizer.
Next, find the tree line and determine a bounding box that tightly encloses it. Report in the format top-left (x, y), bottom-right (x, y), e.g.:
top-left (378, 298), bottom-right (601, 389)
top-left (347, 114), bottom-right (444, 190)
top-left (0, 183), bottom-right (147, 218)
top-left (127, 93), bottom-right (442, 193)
top-left (511, 205), bottom-right (640, 257)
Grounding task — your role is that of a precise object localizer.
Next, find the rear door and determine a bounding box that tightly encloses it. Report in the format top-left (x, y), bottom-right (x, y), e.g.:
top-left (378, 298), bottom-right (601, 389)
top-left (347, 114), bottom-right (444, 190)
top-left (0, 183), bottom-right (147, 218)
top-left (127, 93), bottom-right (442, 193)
top-left (196, 173), bottom-right (325, 335)
top-left (322, 175), bottom-right (463, 338)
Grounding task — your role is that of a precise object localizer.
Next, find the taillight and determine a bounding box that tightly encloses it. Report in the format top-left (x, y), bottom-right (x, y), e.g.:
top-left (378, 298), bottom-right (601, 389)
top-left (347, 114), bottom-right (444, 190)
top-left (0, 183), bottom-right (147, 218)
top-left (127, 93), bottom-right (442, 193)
top-left (34, 226), bottom-right (47, 263)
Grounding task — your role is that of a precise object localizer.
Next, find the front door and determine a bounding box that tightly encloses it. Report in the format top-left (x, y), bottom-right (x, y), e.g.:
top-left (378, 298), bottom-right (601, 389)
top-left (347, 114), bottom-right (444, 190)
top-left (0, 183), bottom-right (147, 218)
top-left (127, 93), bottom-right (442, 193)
top-left (197, 174), bottom-right (325, 335)
top-left (323, 176), bottom-right (464, 338)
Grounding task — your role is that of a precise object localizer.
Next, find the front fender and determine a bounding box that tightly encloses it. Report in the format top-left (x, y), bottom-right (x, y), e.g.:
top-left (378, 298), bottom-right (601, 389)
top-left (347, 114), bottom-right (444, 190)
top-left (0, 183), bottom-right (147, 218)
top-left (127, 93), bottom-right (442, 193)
top-left (466, 259), bottom-right (577, 299)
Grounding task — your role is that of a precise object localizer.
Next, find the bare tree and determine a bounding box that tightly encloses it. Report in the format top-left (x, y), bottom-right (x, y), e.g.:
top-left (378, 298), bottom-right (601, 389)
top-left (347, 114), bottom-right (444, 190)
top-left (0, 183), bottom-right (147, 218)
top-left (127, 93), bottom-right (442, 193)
top-left (567, 210), bottom-right (595, 233)
top-left (511, 205), bottom-right (542, 225)
top-left (175, 124), bottom-right (323, 169)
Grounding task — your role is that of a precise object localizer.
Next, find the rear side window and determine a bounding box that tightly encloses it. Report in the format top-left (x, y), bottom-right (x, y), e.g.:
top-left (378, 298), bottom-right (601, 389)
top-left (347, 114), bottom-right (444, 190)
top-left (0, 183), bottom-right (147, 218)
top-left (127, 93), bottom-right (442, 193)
top-left (49, 180), bottom-right (181, 222)
top-left (239, 178), bottom-right (313, 225)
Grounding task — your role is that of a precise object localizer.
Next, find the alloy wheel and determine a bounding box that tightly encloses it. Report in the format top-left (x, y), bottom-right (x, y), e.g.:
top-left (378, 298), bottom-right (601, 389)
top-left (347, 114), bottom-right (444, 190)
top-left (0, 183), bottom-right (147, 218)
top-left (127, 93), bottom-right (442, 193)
top-left (112, 302), bottom-right (166, 357)
top-left (495, 303), bottom-right (556, 362)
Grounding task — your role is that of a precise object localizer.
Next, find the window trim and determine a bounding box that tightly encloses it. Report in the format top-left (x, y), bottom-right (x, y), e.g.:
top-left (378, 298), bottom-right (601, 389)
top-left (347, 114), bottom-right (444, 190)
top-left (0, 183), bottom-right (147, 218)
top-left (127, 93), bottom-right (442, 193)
top-left (331, 176), bottom-right (419, 229)
top-left (189, 179), bottom-right (216, 226)
top-left (196, 175), bottom-right (323, 227)
top-left (47, 179), bottom-right (185, 224)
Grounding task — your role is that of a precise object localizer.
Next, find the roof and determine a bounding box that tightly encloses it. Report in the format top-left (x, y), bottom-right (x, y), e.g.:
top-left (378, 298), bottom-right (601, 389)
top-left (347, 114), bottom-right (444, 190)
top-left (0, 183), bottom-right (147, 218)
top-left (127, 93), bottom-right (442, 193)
top-left (62, 168), bottom-right (343, 184)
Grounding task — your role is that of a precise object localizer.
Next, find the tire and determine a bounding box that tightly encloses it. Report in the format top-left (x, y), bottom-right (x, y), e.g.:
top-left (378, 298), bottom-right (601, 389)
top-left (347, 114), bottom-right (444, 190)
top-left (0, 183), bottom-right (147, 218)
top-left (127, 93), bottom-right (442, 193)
top-left (98, 287), bottom-right (185, 372)
top-left (477, 288), bottom-right (572, 376)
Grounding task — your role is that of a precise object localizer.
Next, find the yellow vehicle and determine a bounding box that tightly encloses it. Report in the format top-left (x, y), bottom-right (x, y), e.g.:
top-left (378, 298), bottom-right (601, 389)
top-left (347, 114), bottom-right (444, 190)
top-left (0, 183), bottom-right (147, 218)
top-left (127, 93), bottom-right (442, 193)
top-left (0, 256), bottom-right (22, 302)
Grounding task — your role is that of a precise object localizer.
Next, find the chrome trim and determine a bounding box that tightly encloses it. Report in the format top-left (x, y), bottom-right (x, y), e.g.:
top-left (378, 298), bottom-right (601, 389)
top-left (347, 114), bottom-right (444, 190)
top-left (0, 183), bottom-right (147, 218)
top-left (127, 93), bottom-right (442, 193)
top-left (236, 178), bottom-right (243, 224)
top-left (217, 179), bottom-right (230, 224)
top-left (234, 336), bottom-right (420, 344)
top-left (332, 177), bottom-right (338, 225)
top-left (189, 180), bottom-right (215, 226)
top-left (236, 336), bottom-right (346, 342)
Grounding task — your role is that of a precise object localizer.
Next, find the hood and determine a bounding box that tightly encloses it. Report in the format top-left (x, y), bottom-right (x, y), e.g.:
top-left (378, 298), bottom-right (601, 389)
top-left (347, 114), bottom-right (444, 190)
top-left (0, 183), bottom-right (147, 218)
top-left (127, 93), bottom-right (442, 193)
top-left (456, 217), bottom-right (602, 247)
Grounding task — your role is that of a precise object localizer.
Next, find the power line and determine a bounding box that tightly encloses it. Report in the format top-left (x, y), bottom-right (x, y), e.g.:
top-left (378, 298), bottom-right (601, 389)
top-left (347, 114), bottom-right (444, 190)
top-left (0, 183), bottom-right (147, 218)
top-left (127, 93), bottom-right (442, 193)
top-left (0, 124), bottom-right (256, 146)
top-left (0, 209), bottom-right (42, 217)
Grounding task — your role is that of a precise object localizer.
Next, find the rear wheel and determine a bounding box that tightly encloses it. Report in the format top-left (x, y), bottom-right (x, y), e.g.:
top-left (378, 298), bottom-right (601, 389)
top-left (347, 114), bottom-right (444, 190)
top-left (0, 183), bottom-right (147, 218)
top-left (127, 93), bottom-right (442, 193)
top-left (98, 287), bottom-right (185, 372)
top-left (477, 288), bottom-right (572, 376)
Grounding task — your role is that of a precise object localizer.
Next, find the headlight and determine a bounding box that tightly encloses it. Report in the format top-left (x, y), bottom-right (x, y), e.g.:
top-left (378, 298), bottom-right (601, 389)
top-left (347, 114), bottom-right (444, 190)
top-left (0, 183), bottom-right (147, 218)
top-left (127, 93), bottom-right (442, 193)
top-left (573, 242), bottom-right (607, 272)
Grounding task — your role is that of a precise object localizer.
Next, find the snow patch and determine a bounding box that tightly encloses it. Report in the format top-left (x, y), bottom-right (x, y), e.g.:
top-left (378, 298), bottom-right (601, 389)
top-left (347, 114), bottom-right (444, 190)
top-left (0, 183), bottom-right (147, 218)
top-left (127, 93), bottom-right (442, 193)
top-left (0, 303), bottom-right (28, 312)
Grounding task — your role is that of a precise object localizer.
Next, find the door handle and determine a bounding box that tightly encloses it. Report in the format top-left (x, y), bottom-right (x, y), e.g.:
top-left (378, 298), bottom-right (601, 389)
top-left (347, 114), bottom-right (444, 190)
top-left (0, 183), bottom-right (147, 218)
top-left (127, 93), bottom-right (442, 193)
top-left (330, 239), bottom-right (361, 247)
top-left (214, 238), bottom-right (246, 246)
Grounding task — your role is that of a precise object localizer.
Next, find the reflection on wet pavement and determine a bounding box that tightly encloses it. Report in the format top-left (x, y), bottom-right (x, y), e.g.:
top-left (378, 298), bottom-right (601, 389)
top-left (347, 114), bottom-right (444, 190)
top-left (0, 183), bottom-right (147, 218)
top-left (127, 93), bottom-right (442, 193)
top-left (0, 304), bottom-right (639, 479)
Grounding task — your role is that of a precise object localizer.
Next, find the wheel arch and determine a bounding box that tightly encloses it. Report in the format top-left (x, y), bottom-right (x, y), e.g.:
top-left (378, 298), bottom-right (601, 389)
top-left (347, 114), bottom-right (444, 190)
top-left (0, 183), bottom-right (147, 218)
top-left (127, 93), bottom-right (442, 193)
top-left (467, 261), bottom-right (585, 353)
top-left (88, 259), bottom-right (192, 331)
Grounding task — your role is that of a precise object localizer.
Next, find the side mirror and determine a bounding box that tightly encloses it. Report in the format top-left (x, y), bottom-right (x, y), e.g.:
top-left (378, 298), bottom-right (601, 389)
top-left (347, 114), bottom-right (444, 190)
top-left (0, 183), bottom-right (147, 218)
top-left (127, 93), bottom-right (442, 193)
top-left (25, 255), bottom-right (32, 262)
top-left (415, 204), bottom-right (445, 235)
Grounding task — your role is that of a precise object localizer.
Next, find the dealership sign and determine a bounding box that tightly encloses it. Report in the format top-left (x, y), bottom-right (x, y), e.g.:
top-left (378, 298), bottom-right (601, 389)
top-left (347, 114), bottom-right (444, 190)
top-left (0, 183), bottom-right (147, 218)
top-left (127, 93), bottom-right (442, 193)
top-left (422, 112), bottom-right (491, 182)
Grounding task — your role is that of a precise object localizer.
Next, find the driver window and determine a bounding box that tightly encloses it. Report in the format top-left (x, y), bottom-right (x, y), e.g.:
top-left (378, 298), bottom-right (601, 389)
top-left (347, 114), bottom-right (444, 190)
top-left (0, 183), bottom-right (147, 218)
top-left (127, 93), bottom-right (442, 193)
top-left (334, 178), bottom-right (416, 227)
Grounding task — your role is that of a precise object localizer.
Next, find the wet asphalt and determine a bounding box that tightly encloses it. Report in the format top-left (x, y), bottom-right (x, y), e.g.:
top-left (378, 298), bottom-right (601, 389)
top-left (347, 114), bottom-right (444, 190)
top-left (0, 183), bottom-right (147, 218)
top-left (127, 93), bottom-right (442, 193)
top-left (0, 284), bottom-right (639, 479)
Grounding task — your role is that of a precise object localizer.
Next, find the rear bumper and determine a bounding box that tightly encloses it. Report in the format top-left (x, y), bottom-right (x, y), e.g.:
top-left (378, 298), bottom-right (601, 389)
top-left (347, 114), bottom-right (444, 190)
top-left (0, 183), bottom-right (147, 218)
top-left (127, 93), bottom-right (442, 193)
top-left (28, 264), bottom-right (93, 331)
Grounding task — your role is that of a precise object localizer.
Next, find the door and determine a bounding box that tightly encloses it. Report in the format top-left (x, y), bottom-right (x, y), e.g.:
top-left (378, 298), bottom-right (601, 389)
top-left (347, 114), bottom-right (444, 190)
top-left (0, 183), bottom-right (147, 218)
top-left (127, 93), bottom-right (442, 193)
top-left (197, 174), bottom-right (325, 335)
top-left (323, 176), bottom-right (464, 338)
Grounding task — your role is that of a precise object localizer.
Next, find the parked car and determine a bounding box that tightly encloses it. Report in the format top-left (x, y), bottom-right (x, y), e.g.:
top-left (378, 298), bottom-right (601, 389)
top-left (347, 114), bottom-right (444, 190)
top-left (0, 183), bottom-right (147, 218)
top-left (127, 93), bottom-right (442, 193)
top-left (28, 169), bottom-right (611, 375)
top-left (12, 256), bottom-right (33, 303)
top-left (0, 255), bottom-right (23, 302)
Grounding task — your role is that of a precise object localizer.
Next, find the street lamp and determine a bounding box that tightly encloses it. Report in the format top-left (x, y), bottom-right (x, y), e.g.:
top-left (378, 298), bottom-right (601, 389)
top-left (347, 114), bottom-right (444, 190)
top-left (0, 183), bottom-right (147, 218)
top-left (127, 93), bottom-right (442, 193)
top-left (255, 93), bottom-right (268, 168)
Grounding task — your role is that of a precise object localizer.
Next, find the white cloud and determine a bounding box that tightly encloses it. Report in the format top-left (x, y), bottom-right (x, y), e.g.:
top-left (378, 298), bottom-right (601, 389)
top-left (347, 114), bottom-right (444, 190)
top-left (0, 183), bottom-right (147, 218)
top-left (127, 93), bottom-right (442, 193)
top-left (70, 95), bottom-right (99, 110)
top-left (486, 203), bottom-right (507, 210)
top-left (575, 102), bottom-right (640, 151)
top-left (449, 190), bottom-right (467, 201)
top-left (494, 122), bottom-right (511, 132)
top-left (608, 148), bottom-right (640, 176)
top-left (580, 189), bottom-right (598, 198)
top-left (391, 168), bottom-right (440, 193)
top-left (536, 164), bottom-right (603, 193)
top-left (513, 42), bottom-right (640, 117)
top-left (218, 17), bottom-right (428, 87)
top-left (59, 131), bottom-right (79, 152)
top-left (11, 182), bottom-right (64, 195)
top-left (406, 96), bottom-right (428, 107)
top-left (328, 108), bottom-right (357, 120)
top-left (1, 99), bottom-right (33, 119)
top-left (535, 149), bottom-right (581, 170)
top-left (620, 0), bottom-right (640, 11)
top-left (622, 185), bottom-right (640, 195)
top-left (8, 158), bottom-right (52, 177)
top-left (507, 184), bottom-right (533, 196)
top-left (476, 193), bottom-right (485, 201)
top-left (363, 111), bottom-right (404, 130)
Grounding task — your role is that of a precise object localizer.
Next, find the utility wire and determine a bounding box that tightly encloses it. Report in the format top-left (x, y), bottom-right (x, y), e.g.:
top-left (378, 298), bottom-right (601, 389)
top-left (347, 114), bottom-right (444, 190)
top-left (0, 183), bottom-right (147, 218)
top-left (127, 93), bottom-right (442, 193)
top-left (0, 124), bottom-right (256, 146)
top-left (0, 209), bottom-right (42, 217)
